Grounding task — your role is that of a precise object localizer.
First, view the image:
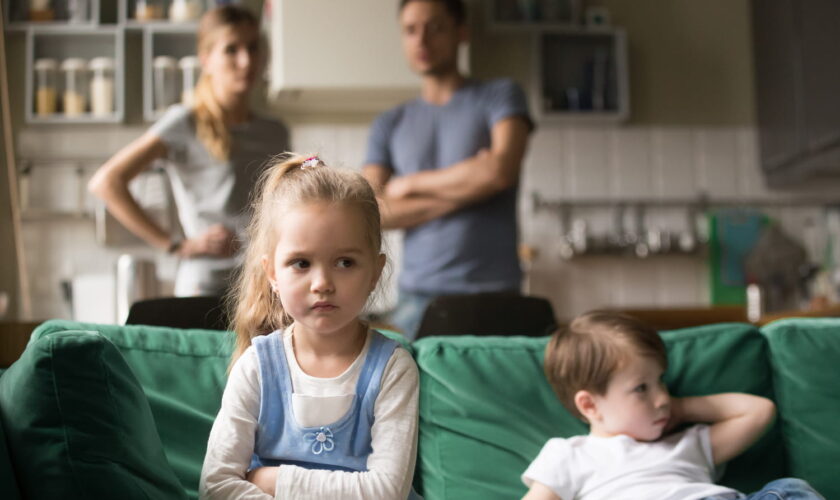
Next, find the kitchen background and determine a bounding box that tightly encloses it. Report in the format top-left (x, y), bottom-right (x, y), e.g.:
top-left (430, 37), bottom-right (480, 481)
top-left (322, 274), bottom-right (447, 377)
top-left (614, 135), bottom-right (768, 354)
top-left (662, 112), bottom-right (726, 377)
top-left (2, 0), bottom-right (840, 323)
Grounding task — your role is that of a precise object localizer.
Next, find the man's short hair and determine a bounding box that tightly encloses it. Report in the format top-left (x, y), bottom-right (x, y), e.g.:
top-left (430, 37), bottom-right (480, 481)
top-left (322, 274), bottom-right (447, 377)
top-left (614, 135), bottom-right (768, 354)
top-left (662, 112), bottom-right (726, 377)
top-left (399, 0), bottom-right (467, 25)
top-left (543, 311), bottom-right (667, 421)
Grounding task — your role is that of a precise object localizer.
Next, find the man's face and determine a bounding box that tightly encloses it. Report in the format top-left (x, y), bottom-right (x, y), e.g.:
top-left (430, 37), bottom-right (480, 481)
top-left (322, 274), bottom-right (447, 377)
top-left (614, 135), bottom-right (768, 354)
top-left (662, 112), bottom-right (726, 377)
top-left (399, 1), bottom-right (465, 77)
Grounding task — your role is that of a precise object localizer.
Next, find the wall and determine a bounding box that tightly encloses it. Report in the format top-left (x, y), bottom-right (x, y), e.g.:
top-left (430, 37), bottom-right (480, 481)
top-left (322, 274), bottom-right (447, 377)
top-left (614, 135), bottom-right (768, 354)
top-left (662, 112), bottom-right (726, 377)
top-left (5, 0), bottom-right (838, 322)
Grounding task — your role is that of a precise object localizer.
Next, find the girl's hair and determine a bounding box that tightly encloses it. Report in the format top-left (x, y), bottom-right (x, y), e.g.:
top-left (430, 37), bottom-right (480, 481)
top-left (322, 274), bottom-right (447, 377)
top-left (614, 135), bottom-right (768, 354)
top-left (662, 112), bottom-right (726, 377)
top-left (543, 310), bottom-right (667, 421)
top-left (227, 153), bottom-right (384, 367)
top-left (193, 5), bottom-right (259, 160)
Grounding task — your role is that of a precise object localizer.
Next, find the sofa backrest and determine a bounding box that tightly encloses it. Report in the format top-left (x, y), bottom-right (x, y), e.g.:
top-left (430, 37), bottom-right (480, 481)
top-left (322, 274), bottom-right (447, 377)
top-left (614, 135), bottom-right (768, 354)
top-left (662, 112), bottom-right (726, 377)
top-left (412, 323), bottom-right (786, 500)
top-left (760, 318), bottom-right (840, 500)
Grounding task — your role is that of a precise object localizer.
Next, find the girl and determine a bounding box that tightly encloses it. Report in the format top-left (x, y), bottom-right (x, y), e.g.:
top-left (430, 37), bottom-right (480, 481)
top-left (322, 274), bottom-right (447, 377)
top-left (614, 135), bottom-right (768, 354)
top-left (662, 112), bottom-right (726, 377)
top-left (88, 5), bottom-right (289, 297)
top-left (200, 154), bottom-right (420, 499)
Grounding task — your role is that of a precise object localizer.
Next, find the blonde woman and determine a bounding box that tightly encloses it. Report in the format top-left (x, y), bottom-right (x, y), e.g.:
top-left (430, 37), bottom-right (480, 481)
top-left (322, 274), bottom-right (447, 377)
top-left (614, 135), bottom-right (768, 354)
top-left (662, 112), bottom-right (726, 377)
top-left (89, 5), bottom-right (288, 297)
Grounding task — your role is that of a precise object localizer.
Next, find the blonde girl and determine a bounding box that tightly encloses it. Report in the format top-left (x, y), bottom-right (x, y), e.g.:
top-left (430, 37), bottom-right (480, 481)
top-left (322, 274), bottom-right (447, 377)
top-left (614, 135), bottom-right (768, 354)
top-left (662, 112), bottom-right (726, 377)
top-left (88, 5), bottom-right (288, 297)
top-left (199, 154), bottom-right (421, 499)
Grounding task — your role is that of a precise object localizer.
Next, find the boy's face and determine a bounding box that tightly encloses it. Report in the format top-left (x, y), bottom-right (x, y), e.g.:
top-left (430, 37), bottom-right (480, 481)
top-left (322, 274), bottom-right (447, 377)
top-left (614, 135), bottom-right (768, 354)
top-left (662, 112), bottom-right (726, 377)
top-left (587, 354), bottom-right (670, 442)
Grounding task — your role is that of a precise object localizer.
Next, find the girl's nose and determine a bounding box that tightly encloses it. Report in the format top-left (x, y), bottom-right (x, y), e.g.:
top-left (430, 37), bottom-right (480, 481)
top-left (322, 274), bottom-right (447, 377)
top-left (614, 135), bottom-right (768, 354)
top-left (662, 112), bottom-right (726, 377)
top-left (311, 269), bottom-right (335, 294)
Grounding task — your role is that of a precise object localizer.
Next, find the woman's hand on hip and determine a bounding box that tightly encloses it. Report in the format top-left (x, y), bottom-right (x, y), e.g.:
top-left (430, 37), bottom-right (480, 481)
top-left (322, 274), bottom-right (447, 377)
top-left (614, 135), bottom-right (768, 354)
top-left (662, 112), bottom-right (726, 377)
top-left (179, 224), bottom-right (239, 258)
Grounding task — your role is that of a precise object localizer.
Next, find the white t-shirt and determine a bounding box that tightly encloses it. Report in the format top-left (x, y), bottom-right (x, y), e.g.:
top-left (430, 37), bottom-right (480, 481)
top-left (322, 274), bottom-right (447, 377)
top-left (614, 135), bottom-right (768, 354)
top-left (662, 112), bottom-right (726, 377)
top-left (522, 425), bottom-right (740, 500)
top-left (200, 327), bottom-right (419, 500)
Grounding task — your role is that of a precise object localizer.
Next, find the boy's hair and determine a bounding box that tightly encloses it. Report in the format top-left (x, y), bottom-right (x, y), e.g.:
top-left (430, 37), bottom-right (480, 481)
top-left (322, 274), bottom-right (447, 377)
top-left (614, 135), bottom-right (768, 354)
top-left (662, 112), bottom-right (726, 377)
top-left (399, 0), bottom-right (467, 25)
top-left (544, 311), bottom-right (667, 420)
top-left (227, 153), bottom-right (383, 368)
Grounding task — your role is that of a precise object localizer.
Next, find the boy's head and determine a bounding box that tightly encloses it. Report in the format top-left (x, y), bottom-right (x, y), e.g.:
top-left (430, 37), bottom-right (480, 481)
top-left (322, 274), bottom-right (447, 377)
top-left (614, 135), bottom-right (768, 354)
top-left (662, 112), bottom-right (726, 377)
top-left (544, 311), bottom-right (671, 441)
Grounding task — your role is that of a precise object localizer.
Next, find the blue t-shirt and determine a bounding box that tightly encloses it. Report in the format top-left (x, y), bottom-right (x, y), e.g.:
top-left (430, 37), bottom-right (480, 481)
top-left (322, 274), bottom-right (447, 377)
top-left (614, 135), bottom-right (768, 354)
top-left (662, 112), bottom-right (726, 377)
top-left (365, 78), bottom-right (533, 295)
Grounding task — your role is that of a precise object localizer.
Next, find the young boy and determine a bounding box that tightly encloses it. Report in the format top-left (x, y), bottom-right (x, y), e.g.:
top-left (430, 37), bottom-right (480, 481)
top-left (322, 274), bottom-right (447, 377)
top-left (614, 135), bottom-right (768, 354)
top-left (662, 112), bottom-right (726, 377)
top-left (521, 311), bottom-right (824, 500)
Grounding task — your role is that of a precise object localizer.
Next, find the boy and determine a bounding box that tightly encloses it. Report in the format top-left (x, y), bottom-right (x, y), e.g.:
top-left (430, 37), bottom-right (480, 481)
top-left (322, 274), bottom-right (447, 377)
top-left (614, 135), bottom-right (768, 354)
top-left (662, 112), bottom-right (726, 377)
top-left (522, 311), bottom-right (824, 500)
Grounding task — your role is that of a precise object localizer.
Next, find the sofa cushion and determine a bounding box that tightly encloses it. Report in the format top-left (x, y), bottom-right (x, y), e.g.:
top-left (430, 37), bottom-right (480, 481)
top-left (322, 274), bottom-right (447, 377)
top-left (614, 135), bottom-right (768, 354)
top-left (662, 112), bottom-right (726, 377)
top-left (761, 318), bottom-right (840, 500)
top-left (30, 320), bottom-right (232, 499)
top-left (0, 330), bottom-right (186, 499)
top-left (0, 381), bottom-right (21, 500)
top-left (413, 323), bottom-right (785, 500)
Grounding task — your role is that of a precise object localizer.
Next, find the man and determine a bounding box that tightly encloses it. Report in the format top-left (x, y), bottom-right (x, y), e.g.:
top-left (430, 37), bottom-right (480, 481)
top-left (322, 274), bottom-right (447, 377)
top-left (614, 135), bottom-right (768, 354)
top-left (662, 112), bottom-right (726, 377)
top-left (363, 0), bottom-right (533, 339)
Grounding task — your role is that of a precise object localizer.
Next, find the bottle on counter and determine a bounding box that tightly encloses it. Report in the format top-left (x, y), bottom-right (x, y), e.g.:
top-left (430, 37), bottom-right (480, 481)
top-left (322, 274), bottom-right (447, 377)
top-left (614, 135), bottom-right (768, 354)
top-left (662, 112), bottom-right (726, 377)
top-left (169, 0), bottom-right (203, 22)
top-left (178, 55), bottom-right (200, 106)
top-left (89, 57), bottom-right (115, 116)
top-left (153, 56), bottom-right (179, 113)
top-left (29, 0), bottom-right (55, 21)
top-left (68, 0), bottom-right (91, 23)
top-left (34, 58), bottom-right (58, 116)
top-left (61, 58), bottom-right (88, 116)
top-left (135, 0), bottom-right (165, 21)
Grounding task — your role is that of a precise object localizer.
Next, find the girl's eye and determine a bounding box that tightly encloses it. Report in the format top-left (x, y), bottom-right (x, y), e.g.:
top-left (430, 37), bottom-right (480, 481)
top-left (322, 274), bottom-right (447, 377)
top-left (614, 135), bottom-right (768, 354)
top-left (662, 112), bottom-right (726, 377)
top-left (337, 258), bottom-right (354, 269)
top-left (290, 260), bottom-right (309, 270)
top-left (634, 383), bottom-right (648, 393)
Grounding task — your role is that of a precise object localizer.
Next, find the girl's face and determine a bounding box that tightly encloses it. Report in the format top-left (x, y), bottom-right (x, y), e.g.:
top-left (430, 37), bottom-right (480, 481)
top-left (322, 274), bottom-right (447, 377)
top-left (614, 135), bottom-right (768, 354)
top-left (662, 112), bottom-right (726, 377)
top-left (265, 202), bottom-right (385, 339)
top-left (587, 354), bottom-right (671, 442)
top-left (201, 24), bottom-right (261, 97)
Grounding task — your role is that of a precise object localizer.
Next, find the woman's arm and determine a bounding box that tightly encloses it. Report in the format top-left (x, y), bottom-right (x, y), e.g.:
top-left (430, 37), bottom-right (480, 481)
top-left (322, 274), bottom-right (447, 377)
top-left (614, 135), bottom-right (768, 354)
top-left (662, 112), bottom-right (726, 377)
top-left (199, 349), bottom-right (273, 499)
top-left (88, 131), bottom-right (172, 251)
top-left (89, 131), bottom-right (238, 257)
top-left (670, 393), bottom-right (776, 465)
top-left (268, 349), bottom-right (420, 500)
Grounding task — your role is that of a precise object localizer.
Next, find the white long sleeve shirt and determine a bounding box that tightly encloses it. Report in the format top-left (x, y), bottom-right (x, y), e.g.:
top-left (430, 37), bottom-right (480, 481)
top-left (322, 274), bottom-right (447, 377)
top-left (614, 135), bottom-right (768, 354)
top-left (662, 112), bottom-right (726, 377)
top-left (200, 328), bottom-right (419, 500)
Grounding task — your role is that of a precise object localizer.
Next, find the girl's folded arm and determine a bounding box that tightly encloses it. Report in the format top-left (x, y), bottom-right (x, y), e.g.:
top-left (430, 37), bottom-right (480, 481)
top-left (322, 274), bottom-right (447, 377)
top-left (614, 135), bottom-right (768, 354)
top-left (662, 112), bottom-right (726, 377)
top-left (200, 348), bottom-right (272, 500)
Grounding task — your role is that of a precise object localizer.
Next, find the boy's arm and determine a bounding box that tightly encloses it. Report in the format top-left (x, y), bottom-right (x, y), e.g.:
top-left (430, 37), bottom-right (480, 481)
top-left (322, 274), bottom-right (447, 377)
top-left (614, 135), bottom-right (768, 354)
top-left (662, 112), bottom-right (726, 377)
top-left (670, 393), bottom-right (776, 465)
top-left (522, 481), bottom-right (563, 500)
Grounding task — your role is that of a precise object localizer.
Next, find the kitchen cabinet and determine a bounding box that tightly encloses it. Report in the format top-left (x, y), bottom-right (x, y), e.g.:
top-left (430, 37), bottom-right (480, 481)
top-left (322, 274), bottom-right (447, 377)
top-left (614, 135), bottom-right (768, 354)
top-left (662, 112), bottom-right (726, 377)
top-left (268, 0), bottom-right (469, 115)
top-left (534, 28), bottom-right (628, 122)
top-left (7, 0), bottom-right (208, 124)
top-left (752, 0), bottom-right (840, 186)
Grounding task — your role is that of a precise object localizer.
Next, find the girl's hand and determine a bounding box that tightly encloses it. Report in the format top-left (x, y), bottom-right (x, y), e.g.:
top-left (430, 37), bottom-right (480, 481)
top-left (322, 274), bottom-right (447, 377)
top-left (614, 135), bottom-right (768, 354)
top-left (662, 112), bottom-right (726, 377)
top-left (247, 466), bottom-right (278, 496)
top-left (178, 224), bottom-right (239, 258)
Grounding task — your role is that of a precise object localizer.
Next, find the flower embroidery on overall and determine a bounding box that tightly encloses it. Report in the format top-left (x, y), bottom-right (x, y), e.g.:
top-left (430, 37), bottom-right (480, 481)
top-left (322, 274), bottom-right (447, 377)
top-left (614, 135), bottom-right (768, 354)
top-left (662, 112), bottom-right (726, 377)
top-left (304, 427), bottom-right (335, 455)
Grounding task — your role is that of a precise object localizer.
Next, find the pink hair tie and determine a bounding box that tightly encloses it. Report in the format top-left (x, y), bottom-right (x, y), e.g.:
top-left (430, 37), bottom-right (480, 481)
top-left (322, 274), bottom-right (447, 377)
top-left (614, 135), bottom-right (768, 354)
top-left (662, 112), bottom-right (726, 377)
top-left (301, 156), bottom-right (322, 170)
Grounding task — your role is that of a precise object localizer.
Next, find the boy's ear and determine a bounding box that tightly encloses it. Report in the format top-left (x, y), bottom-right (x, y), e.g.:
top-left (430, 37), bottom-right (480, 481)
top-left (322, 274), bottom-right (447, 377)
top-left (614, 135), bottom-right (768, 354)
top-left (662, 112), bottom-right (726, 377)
top-left (574, 390), bottom-right (599, 422)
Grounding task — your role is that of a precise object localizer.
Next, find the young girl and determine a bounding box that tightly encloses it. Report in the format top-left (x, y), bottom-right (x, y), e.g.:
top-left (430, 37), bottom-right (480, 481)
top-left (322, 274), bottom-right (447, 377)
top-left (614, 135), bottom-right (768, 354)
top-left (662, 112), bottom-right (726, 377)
top-left (199, 154), bottom-right (420, 499)
top-left (89, 5), bottom-right (289, 297)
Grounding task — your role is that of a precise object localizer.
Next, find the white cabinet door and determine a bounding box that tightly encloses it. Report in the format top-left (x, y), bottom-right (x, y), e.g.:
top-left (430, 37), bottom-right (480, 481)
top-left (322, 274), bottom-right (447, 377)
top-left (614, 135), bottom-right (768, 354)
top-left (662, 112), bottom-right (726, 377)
top-left (270, 0), bottom-right (418, 93)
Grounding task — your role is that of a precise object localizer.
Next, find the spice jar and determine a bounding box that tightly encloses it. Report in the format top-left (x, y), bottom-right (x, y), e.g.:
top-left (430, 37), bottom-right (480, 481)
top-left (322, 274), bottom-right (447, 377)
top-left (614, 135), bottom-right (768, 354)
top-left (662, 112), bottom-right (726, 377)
top-left (178, 56), bottom-right (200, 106)
top-left (34, 58), bottom-right (58, 116)
top-left (29, 0), bottom-right (55, 21)
top-left (68, 0), bottom-right (91, 23)
top-left (135, 0), bottom-right (164, 21)
top-left (89, 57), bottom-right (115, 116)
top-left (169, 0), bottom-right (202, 22)
top-left (153, 56), bottom-right (179, 113)
top-left (61, 58), bottom-right (88, 116)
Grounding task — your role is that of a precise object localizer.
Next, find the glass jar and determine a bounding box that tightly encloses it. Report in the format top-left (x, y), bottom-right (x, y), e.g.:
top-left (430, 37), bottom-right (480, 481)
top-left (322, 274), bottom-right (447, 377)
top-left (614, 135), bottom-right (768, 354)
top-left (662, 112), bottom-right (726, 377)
top-left (61, 58), bottom-right (88, 116)
top-left (178, 56), bottom-right (200, 106)
top-left (34, 58), bottom-right (58, 116)
top-left (29, 0), bottom-right (55, 21)
top-left (68, 0), bottom-right (91, 23)
top-left (169, 0), bottom-right (202, 22)
top-left (89, 57), bottom-right (115, 116)
top-left (153, 56), bottom-right (179, 113)
top-left (135, 0), bottom-right (165, 21)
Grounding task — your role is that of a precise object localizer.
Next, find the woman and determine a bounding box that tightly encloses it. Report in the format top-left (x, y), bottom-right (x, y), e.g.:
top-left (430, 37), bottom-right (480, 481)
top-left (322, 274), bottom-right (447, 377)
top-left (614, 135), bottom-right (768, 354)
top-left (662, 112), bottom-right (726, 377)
top-left (89, 5), bottom-right (288, 297)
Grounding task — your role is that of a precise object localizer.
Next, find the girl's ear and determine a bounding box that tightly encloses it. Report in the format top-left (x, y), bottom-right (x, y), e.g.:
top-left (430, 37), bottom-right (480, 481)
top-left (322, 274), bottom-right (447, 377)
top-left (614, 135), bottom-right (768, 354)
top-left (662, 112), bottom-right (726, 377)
top-left (262, 254), bottom-right (276, 284)
top-left (371, 253), bottom-right (386, 292)
top-left (574, 390), bottom-right (599, 423)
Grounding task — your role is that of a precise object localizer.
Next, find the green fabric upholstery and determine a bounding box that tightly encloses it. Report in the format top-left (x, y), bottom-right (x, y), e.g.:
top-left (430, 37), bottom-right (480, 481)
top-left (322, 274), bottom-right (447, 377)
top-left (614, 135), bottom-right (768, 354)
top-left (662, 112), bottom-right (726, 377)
top-left (0, 392), bottom-right (21, 500)
top-left (0, 330), bottom-right (186, 499)
top-left (29, 320), bottom-right (233, 499)
top-left (413, 323), bottom-right (783, 500)
top-left (761, 318), bottom-right (840, 500)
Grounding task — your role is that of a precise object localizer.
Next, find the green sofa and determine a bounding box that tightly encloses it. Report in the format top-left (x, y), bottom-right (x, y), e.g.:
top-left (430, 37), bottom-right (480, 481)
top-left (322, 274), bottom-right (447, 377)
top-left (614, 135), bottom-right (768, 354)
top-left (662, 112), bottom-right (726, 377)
top-left (1, 318), bottom-right (838, 499)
